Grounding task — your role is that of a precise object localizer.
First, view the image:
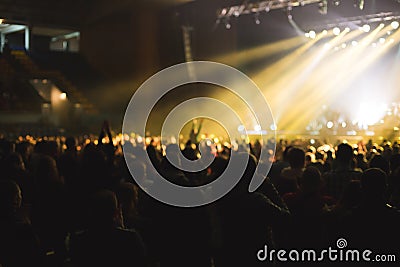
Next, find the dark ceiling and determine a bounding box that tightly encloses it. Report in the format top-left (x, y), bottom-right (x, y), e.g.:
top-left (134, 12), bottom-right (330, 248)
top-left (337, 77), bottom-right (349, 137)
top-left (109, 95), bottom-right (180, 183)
top-left (0, 0), bottom-right (194, 29)
top-left (1, 0), bottom-right (400, 30)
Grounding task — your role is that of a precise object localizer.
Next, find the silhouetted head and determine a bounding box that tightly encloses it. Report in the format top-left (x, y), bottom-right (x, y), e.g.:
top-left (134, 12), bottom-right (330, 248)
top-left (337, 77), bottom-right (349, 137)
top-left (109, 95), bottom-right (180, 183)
top-left (287, 147), bottom-right (305, 169)
top-left (390, 154), bottom-right (400, 173)
top-left (361, 168), bottom-right (387, 199)
top-left (115, 182), bottom-right (139, 215)
top-left (88, 190), bottom-right (120, 228)
top-left (65, 137), bottom-right (76, 150)
top-left (336, 143), bottom-right (353, 165)
top-left (0, 179), bottom-right (22, 217)
top-left (298, 166), bottom-right (321, 194)
top-left (35, 154), bottom-right (60, 186)
top-left (369, 154), bottom-right (390, 175)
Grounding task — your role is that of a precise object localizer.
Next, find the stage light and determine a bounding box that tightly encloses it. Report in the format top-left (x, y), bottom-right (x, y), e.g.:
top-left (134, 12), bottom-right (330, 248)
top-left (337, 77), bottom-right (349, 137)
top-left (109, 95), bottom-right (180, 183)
top-left (355, 0), bottom-right (364, 10)
top-left (379, 37), bottom-right (385, 44)
top-left (319, 0), bottom-right (328, 15)
top-left (341, 43), bottom-right (347, 48)
top-left (352, 40), bottom-right (358, 46)
top-left (344, 27), bottom-right (350, 32)
top-left (59, 92), bottom-right (67, 100)
top-left (305, 32), bottom-right (310, 38)
top-left (322, 29), bottom-right (328, 35)
top-left (233, 10), bottom-right (240, 17)
top-left (254, 125), bottom-right (262, 131)
top-left (309, 30), bottom-right (316, 39)
top-left (0, 18), bottom-right (3, 24)
top-left (333, 0), bottom-right (341, 6)
top-left (254, 14), bottom-right (261, 25)
top-left (341, 122), bottom-right (347, 128)
top-left (391, 21), bottom-right (399, 30)
top-left (225, 21), bottom-right (231, 29)
top-left (286, 6), bottom-right (292, 20)
top-left (238, 125), bottom-right (245, 132)
top-left (327, 121), bottom-right (334, 129)
top-left (333, 27), bottom-right (340, 35)
top-left (362, 24), bottom-right (370, 32)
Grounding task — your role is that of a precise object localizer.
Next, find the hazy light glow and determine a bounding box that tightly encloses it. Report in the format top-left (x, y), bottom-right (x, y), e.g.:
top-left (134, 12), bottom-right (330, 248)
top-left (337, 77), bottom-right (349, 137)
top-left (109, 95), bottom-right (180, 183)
top-left (333, 27), bottom-right (341, 36)
top-left (362, 24), bottom-right (371, 32)
top-left (354, 102), bottom-right (388, 127)
top-left (59, 92), bottom-right (67, 100)
top-left (391, 21), bottom-right (399, 30)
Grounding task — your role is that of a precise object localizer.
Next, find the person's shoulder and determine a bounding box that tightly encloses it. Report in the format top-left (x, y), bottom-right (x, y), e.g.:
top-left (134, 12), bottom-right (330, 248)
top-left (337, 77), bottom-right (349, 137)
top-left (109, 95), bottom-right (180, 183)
top-left (113, 227), bottom-right (143, 242)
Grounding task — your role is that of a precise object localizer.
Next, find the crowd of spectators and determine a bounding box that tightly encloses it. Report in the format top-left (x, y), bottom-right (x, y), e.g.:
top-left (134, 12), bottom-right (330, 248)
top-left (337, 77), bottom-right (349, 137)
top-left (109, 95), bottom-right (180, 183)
top-left (1, 121), bottom-right (400, 267)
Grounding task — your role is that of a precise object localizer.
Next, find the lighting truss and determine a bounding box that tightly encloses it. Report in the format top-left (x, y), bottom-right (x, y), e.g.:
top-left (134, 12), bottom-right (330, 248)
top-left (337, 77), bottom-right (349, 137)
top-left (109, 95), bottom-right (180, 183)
top-left (217, 0), bottom-right (324, 21)
top-left (303, 12), bottom-right (400, 32)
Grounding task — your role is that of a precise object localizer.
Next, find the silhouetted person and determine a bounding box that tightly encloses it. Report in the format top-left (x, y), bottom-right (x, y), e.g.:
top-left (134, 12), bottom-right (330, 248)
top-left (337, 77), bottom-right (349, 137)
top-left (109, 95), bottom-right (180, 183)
top-left (215, 152), bottom-right (289, 267)
top-left (277, 147), bottom-right (305, 195)
top-left (323, 143), bottom-right (362, 201)
top-left (0, 180), bottom-right (41, 267)
top-left (340, 168), bottom-right (400, 256)
top-left (283, 166), bottom-right (334, 248)
top-left (70, 190), bottom-right (146, 267)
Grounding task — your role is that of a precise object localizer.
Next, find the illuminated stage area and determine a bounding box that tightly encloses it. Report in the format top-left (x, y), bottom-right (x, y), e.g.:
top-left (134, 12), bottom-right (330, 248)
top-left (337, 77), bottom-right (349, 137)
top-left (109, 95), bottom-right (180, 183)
top-left (207, 5), bottom-right (400, 141)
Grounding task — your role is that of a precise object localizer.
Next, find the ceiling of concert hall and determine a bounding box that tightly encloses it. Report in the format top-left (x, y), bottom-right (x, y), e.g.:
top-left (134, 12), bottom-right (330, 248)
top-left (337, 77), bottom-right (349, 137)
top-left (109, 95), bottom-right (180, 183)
top-left (1, 0), bottom-right (399, 30)
top-left (0, 0), bottom-right (194, 28)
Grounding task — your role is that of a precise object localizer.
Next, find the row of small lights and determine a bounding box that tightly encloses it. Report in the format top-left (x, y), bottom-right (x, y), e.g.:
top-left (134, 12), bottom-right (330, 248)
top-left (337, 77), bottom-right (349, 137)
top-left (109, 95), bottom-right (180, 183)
top-left (305, 20), bottom-right (399, 39)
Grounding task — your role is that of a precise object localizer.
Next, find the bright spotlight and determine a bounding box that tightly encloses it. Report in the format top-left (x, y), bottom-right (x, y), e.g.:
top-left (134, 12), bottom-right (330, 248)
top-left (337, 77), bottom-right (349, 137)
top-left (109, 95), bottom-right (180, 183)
top-left (59, 92), bottom-right (67, 100)
top-left (254, 13), bottom-right (261, 25)
top-left (305, 32), bottom-right (310, 38)
top-left (309, 30), bottom-right (316, 39)
top-left (327, 121), bottom-right (334, 129)
top-left (341, 43), bottom-right (347, 48)
top-left (344, 27), bottom-right (350, 32)
top-left (225, 21), bottom-right (231, 29)
top-left (391, 21), bottom-right (399, 30)
top-left (333, 27), bottom-right (340, 35)
top-left (352, 40), bottom-right (358, 46)
top-left (356, 0), bottom-right (364, 10)
top-left (362, 24), bottom-right (370, 32)
top-left (238, 125), bottom-right (245, 132)
top-left (254, 125), bottom-right (262, 131)
top-left (379, 37), bottom-right (385, 44)
top-left (322, 29), bottom-right (328, 35)
top-left (341, 122), bottom-right (347, 128)
top-left (0, 18), bottom-right (4, 24)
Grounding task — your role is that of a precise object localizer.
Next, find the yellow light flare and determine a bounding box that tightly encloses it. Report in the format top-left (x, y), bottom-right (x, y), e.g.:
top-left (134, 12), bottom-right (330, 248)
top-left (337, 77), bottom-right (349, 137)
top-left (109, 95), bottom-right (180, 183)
top-left (238, 24), bottom-right (399, 133)
top-left (214, 36), bottom-right (305, 66)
